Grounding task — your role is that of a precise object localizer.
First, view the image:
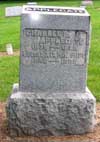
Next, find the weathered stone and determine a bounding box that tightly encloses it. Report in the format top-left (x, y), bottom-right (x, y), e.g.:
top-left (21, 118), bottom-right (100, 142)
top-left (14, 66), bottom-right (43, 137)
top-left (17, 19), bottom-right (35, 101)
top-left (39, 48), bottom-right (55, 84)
top-left (6, 84), bottom-right (96, 137)
top-left (6, 5), bottom-right (96, 137)
top-left (20, 6), bottom-right (90, 93)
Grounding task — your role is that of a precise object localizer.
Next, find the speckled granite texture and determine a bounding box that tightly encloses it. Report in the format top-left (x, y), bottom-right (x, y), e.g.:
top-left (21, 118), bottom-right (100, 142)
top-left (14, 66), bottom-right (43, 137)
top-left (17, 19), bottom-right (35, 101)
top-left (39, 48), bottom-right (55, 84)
top-left (6, 84), bottom-right (96, 137)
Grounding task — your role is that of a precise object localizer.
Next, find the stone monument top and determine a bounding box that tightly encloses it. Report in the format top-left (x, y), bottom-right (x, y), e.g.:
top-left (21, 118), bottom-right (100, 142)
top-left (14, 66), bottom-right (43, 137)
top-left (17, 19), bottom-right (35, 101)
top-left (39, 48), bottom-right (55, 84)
top-left (22, 5), bottom-right (89, 16)
top-left (20, 5), bottom-right (90, 93)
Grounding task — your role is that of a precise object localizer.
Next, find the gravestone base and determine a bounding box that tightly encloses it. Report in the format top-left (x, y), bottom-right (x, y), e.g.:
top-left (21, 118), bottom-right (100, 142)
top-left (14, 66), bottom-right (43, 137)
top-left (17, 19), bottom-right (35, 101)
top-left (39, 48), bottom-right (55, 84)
top-left (6, 83), bottom-right (96, 137)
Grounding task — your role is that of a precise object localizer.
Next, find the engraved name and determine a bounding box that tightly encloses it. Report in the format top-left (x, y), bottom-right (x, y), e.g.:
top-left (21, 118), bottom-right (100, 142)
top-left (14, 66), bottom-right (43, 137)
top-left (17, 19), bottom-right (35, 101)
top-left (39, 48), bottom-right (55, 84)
top-left (25, 7), bottom-right (85, 14)
top-left (22, 29), bottom-right (86, 65)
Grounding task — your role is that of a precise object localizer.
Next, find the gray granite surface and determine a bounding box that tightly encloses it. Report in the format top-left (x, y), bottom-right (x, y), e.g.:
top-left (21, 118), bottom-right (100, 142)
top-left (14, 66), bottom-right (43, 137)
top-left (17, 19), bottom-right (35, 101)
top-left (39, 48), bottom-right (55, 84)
top-left (6, 84), bottom-right (96, 136)
top-left (20, 6), bottom-right (90, 93)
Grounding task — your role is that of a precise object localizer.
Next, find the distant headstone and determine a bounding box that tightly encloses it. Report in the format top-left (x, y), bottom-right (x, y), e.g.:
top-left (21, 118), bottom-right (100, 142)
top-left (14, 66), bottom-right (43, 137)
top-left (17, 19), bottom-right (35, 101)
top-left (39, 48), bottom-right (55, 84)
top-left (80, 5), bottom-right (86, 9)
top-left (5, 6), bottom-right (22, 17)
top-left (81, 0), bottom-right (93, 6)
top-left (7, 5), bottom-right (96, 137)
top-left (27, 2), bottom-right (37, 5)
top-left (6, 43), bottom-right (13, 55)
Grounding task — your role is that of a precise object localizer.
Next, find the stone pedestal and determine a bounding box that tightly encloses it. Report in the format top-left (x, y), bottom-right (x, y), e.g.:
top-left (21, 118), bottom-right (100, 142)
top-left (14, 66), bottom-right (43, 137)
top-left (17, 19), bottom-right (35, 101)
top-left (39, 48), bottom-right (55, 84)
top-left (6, 84), bottom-right (96, 137)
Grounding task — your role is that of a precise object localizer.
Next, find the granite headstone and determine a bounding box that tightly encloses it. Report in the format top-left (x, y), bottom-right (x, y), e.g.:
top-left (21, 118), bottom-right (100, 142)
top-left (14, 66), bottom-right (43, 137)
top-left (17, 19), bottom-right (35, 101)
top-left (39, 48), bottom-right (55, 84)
top-left (7, 5), bottom-right (96, 137)
top-left (20, 6), bottom-right (89, 93)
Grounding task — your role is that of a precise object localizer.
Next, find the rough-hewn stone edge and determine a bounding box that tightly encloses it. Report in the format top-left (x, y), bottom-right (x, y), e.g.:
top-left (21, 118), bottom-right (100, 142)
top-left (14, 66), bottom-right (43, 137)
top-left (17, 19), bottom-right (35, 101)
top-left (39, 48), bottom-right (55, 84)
top-left (6, 83), bottom-right (96, 137)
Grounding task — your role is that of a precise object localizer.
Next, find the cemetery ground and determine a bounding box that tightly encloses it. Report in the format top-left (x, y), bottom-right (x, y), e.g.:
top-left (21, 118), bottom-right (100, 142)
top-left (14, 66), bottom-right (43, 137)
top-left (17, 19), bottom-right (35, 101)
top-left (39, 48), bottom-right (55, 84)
top-left (0, 0), bottom-right (100, 141)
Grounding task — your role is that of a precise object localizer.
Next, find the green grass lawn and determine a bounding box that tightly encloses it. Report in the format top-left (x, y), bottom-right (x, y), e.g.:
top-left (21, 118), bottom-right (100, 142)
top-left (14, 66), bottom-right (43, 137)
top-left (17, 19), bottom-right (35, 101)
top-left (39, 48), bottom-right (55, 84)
top-left (87, 2), bottom-right (100, 101)
top-left (0, 0), bottom-right (100, 101)
top-left (0, 56), bottom-right (19, 101)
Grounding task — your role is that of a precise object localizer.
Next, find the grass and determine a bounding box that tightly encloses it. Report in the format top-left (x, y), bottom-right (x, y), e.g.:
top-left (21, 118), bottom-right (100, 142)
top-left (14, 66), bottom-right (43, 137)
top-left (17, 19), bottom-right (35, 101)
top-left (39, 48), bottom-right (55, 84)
top-left (0, 56), bottom-right (19, 101)
top-left (0, 0), bottom-right (100, 101)
top-left (87, 3), bottom-right (100, 101)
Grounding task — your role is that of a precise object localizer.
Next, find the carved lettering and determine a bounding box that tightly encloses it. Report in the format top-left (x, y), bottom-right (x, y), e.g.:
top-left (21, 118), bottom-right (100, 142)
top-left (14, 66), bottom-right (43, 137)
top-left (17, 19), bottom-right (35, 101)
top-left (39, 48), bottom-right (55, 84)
top-left (22, 29), bottom-right (86, 65)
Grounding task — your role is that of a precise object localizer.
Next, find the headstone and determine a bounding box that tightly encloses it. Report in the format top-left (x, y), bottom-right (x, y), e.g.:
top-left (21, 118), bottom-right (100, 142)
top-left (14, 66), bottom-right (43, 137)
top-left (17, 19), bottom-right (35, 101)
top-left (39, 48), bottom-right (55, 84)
top-left (6, 43), bottom-right (13, 55)
top-left (5, 3), bottom-right (37, 17)
top-left (20, 6), bottom-right (89, 93)
top-left (80, 5), bottom-right (86, 9)
top-left (27, 2), bottom-right (37, 5)
top-left (81, 0), bottom-right (93, 6)
top-left (5, 6), bottom-right (22, 17)
top-left (6, 5), bottom-right (96, 137)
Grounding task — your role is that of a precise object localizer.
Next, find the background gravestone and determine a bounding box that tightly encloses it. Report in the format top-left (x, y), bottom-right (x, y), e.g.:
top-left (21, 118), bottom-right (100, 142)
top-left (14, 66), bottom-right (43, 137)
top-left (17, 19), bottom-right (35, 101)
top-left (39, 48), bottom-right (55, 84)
top-left (81, 0), bottom-right (93, 6)
top-left (5, 6), bottom-right (22, 17)
top-left (5, 2), bottom-right (37, 17)
top-left (7, 5), bottom-right (96, 137)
